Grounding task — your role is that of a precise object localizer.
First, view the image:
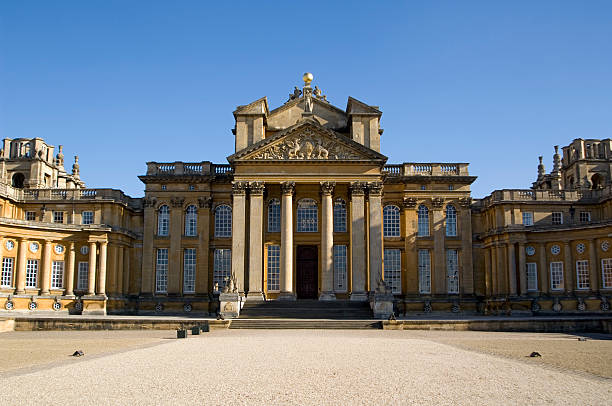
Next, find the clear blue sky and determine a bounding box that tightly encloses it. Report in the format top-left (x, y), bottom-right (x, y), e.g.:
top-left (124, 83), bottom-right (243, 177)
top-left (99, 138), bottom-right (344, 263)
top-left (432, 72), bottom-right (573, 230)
top-left (1, 1), bottom-right (611, 198)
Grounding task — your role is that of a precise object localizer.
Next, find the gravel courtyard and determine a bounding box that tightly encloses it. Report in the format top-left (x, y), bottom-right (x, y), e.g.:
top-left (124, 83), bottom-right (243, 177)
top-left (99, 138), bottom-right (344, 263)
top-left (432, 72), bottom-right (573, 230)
top-left (0, 329), bottom-right (610, 405)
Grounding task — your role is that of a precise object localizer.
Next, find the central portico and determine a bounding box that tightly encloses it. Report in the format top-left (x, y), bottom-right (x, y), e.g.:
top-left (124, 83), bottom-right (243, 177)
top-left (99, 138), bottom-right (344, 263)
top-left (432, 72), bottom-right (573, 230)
top-left (227, 73), bottom-right (387, 302)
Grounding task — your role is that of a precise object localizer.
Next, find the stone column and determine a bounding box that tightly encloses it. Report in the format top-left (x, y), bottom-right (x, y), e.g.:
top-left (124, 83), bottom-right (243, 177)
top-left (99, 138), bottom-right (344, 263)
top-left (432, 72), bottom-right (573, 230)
top-left (248, 182), bottom-right (265, 300)
top-left (231, 182), bottom-right (247, 293)
top-left (368, 182), bottom-right (383, 293)
top-left (350, 182), bottom-right (367, 301)
top-left (518, 242), bottom-right (527, 295)
top-left (538, 243), bottom-right (548, 294)
top-left (490, 243), bottom-right (497, 296)
top-left (507, 242), bottom-right (517, 296)
top-left (196, 197), bottom-right (211, 294)
top-left (140, 197), bottom-right (157, 295)
top-left (15, 238), bottom-right (27, 294)
top-left (280, 181), bottom-right (295, 300)
top-left (65, 242), bottom-right (76, 296)
top-left (432, 198), bottom-right (445, 294)
top-left (459, 198), bottom-right (474, 294)
top-left (403, 198), bottom-right (418, 295)
top-left (589, 239), bottom-right (599, 292)
top-left (320, 181), bottom-right (336, 301)
top-left (88, 241), bottom-right (97, 295)
top-left (116, 246), bottom-right (124, 295)
top-left (40, 240), bottom-right (52, 294)
top-left (563, 241), bottom-right (573, 293)
top-left (123, 247), bottom-right (130, 294)
top-left (168, 197), bottom-right (184, 295)
top-left (97, 241), bottom-right (107, 295)
top-left (484, 247), bottom-right (492, 296)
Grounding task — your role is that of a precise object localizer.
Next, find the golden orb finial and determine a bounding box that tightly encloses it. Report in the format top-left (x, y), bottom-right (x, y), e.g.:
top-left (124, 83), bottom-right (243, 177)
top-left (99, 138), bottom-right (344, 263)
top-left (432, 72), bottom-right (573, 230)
top-left (303, 72), bottom-right (313, 85)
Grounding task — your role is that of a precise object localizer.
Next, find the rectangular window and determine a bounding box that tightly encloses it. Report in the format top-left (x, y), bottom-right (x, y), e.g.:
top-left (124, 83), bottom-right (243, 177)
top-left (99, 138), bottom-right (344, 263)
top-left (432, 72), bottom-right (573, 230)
top-left (576, 260), bottom-right (590, 290)
top-left (1, 257), bottom-right (14, 287)
top-left (446, 249), bottom-right (459, 293)
top-left (550, 262), bottom-right (564, 291)
top-left (333, 201), bottom-right (347, 233)
top-left (155, 249), bottom-right (169, 293)
top-left (522, 212), bottom-right (534, 226)
top-left (333, 245), bottom-right (347, 292)
top-left (526, 263), bottom-right (538, 292)
top-left (267, 201), bottom-right (281, 233)
top-left (266, 245), bottom-right (280, 292)
top-left (26, 259), bottom-right (38, 288)
top-left (552, 212), bottom-right (563, 225)
top-left (602, 258), bottom-right (612, 289)
top-left (383, 248), bottom-right (401, 294)
top-left (51, 261), bottom-right (64, 289)
top-left (579, 211), bottom-right (591, 223)
top-left (53, 211), bottom-right (64, 224)
top-left (25, 211), bottom-right (36, 221)
top-left (183, 248), bottom-right (196, 293)
top-left (82, 211), bottom-right (94, 225)
top-left (77, 262), bottom-right (89, 290)
top-left (418, 249), bottom-right (431, 294)
top-left (213, 249), bottom-right (231, 291)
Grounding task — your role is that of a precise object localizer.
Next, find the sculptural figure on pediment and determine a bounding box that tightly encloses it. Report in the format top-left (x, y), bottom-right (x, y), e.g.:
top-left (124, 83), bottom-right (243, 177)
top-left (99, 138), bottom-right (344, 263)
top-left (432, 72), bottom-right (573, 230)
top-left (315, 140), bottom-right (328, 159)
top-left (289, 86), bottom-right (301, 101)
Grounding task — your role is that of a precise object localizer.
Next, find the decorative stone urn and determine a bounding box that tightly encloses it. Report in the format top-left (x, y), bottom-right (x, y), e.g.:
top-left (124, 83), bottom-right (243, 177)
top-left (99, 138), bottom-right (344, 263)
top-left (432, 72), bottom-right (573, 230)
top-left (371, 275), bottom-right (394, 319)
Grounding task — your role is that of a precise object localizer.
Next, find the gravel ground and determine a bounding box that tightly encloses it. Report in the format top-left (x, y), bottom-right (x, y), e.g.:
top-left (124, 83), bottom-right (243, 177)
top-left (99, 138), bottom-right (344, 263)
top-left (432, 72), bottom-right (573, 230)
top-left (0, 329), bottom-right (610, 405)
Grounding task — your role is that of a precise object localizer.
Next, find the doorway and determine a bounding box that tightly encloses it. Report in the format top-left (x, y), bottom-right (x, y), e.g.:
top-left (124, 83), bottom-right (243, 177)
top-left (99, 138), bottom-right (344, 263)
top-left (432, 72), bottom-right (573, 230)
top-left (296, 245), bottom-right (318, 299)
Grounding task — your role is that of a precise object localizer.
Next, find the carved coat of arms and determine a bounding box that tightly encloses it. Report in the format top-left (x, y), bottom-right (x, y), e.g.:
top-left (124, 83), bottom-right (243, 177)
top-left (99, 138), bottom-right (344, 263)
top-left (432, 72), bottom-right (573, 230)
top-left (251, 130), bottom-right (361, 160)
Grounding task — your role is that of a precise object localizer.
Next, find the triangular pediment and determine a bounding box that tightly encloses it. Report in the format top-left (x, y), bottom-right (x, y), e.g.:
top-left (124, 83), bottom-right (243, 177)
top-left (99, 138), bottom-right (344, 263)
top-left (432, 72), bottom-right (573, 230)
top-left (228, 121), bottom-right (387, 163)
top-left (267, 97), bottom-right (348, 131)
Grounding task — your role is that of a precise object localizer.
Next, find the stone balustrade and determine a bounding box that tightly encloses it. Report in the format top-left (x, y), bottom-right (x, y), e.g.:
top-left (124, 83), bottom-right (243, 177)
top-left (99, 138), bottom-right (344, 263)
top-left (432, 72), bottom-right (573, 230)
top-left (475, 186), bottom-right (612, 207)
top-left (145, 161), bottom-right (233, 176)
top-left (383, 163), bottom-right (470, 177)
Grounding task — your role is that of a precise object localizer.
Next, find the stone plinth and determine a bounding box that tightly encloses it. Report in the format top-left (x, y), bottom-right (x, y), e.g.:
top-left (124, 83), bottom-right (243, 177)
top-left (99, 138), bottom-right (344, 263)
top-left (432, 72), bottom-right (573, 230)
top-left (219, 292), bottom-right (241, 319)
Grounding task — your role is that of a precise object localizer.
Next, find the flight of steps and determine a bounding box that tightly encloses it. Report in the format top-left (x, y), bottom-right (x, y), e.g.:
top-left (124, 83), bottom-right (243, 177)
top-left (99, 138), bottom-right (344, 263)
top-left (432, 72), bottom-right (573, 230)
top-left (229, 300), bottom-right (380, 329)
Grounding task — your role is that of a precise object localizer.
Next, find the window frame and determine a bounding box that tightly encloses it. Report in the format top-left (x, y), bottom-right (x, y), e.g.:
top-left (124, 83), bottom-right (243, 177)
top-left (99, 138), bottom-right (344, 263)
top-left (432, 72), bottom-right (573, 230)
top-left (77, 262), bottom-right (89, 290)
top-left (155, 248), bottom-right (169, 293)
top-left (383, 248), bottom-right (401, 294)
top-left (267, 199), bottom-right (281, 233)
top-left (53, 211), bottom-right (64, 224)
top-left (445, 205), bottom-right (457, 237)
top-left (417, 205), bottom-right (430, 237)
top-left (25, 259), bottom-right (38, 288)
top-left (296, 198), bottom-right (318, 233)
top-left (383, 205), bottom-right (401, 238)
top-left (183, 248), bottom-right (196, 294)
top-left (25, 211), bottom-right (36, 221)
top-left (418, 249), bottom-right (431, 294)
top-left (51, 261), bottom-right (64, 289)
top-left (81, 211), bottom-right (94, 225)
top-left (526, 262), bottom-right (538, 292)
top-left (214, 205), bottom-right (232, 238)
top-left (157, 205), bottom-right (170, 237)
top-left (184, 205), bottom-right (198, 237)
top-left (213, 248), bottom-right (231, 291)
top-left (333, 199), bottom-right (347, 233)
top-left (446, 249), bottom-right (459, 294)
top-left (266, 245), bottom-right (280, 292)
top-left (522, 211), bottom-right (534, 226)
top-left (575, 260), bottom-right (590, 290)
top-left (550, 261), bottom-right (564, 291)
top-left (1, 257), bottom-right (14, 287)
top-left (552, 212), bottom-right (563, 225)
top-left (602, 258), bottom-right (612, 289)
top-left (579, 211), bottom-right (591, 223)
top-left (333, 245), bottom-right (348, 292)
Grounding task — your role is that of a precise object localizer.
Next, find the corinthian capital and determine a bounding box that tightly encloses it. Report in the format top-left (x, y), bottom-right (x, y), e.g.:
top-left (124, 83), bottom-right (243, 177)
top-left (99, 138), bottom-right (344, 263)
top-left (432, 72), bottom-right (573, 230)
top-left (349, 181), bottom-right (366, 197)
top-left (320, 181), bottom-right (336, 195)
top-left (281, 181), bottom-right (295, 195)
top-left (249, 181), bottom-right (265, 196)
top-left (231, 181), bottom-right (248, 195)
top-left (367, 182), bottom-right (383, 197)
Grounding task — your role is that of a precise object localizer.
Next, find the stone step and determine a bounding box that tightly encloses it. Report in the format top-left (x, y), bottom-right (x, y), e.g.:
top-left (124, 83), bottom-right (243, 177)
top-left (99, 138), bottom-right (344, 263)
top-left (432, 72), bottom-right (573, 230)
top-left (229, 319), bottom-right (382, 329)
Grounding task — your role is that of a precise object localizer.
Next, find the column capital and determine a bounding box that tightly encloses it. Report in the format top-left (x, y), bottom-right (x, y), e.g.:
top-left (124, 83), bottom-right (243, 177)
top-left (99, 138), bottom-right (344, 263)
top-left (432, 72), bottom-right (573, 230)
top-left (458, 197), bottom-right (472, 208)
top-left (349, 181), bottom-right (366, 197)
top-left (402, 197), bottom-right (417, 209)
top-left (143, 197), bottom-right (158, 208)
top-left (320, 181), bottom-right (335, 196)
top-left (367, 182), bottom-right (383, 197)
top-left (198, 196), bottom-right (212, 209)
top-left (231, 181), bottom-right (248, 196)
top-left (431, 197), bottom-right (445, 209)
top-left (281, 181), bottom-right (295, 195)
top-left (249, 181), bottom-right (265, 196)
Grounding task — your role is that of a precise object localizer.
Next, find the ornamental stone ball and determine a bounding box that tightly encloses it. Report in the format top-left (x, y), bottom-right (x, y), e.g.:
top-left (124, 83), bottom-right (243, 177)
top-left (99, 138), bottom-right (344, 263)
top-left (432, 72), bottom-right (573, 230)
top-left (303, 72), bottom-right (313, 85)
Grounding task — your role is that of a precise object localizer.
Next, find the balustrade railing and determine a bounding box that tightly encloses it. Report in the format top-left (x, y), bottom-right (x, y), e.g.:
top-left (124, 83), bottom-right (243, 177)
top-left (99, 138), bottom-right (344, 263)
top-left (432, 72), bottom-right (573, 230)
top-left (383, 163), bottom-right (469, 176)
top-left (145, 161), bottom-right (233, 176)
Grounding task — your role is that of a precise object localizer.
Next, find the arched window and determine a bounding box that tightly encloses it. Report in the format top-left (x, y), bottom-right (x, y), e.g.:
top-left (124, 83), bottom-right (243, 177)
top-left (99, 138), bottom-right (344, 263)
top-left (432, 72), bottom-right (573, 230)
top-left (383, 205), bottom-right (400, 237)
top-left (333, 199), bottom-right (347, 232)
top-left (157, 205), bottom-right (170, 236)
top-left (297, 199), bottom-right (318, 232)
top-left (268, 199), bottom-right (281, 233)
top-left (417, 205), bottom-right (429, 237)
top-left (11, 173), bottom-right (25, 189)
top-left (445, 205), bottom-right (457, 237)
top-left (215, 204), bottom-right (232, 237)
top-left (184, 205), bottom-right (198, 236)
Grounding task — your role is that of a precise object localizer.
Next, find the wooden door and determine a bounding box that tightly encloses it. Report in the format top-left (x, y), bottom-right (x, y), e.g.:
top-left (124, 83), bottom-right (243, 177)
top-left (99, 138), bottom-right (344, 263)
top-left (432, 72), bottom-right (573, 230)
top-left (296, 245), bottom-right (318, 299)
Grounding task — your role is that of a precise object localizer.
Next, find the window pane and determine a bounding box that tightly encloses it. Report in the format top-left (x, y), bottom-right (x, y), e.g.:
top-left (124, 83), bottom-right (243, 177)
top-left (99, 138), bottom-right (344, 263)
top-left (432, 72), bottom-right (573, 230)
top-left (383, 248), bottom-right (401, 294)
top-left (418, 249), bottom-right (431, 294)
top-left (445, 205), bottom-right (457, 237)
top-left (183, 248), bottom-right (196, 293)
top-left (576, 260), bottom-right (590, 290)
top-left (185, 205), bottom-right (198, 236)
top-left (26, 259), bottom-right (38, 288)
top-left (383, 205), bottom-right (400, 237)
top-left (333, 199), bottom-right (347, 233)
top-left (51, 261), bottom-right (64, 289)
top-left (268, 199), bottom-right (281, 233)
top-left (266, 245), bottom-right (280, 291)
top-left (333, 245), bottom-right (347, 292)
top-left (158, 205), bottom-right (170, 236)
top-left (446, 249), bottom-right (459, 293)
top-left (213, 249), bottom-right (231, 291)
top-left (82, 211), bottom-right (94, 225)
top-left (297, 199), bottom-right (318, 232)
top-left (156, 249), bottom-right (169, 293)
top-left (215, 205), bottom-right (232, 237)
top-left (1, 257), bottom-right (13, 287)
top-left (602, 258), bottom-right (612, 289)
top-left (522, 212), bottom-right (533, 226)
top-left (77, 262), bottom-right (89, 290)
top-left (526, 263), bottom-right (538, 291)
top-left (417, 205), bottom-right (429, 237)
top-left (550, 262), bottom-right (564, 290)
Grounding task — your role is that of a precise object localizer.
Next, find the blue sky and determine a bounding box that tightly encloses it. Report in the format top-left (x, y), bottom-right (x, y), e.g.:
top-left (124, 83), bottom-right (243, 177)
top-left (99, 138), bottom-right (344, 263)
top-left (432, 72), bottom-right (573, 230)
top-left (1, 1), bottom-right (611, 197)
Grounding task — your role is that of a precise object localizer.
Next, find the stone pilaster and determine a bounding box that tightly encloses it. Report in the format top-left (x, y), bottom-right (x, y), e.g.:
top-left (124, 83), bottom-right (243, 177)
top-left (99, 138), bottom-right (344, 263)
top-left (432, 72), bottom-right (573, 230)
top-left (65, 242), bottom-right (75, 296)
top-left (88, 241), bottom-right (97, 295)
top-left (140, 197), bottom-right (156, 295)
top-left (97, 241), bottom-right (107, 296)
top-left (231, 181), bottom-right (248, 293)
top-left (15, 238), bottom-right (27, 293)
top-left (280, 181), bottom-right (296, 300)
top-left (589, 239), bottom-right (599, 292)
top-left (349, 182), bottom-right (367, 301)
top-left (563, 242), bottom-right (573, 293)
top-left (538, 243), bottom-right (548, 294)
top-left (368, 182), bottom-right (383, 293)
top-left (432, 198), bottom-right (445, 294)
top-left (320, 181), bottom-right (336, 301)
top-left (507, 242), bottom-right (517, 296)
top-left (40, 240), bottom-right (52, 295)
top-left (123, 247), bottom-right (131, 295)
top-left (196, 197), bottom-right (211, 294)
top-left (168, 197), bottom-right (184, 295)
top-left (403, 198), bottom-right (418, 295)
top-left (459, 198), bottom-right (474, 294)
top-left (248, 182), bottom-right (265, 300)
top-left (518, 242), bottom-right (527, 295)
top-left (116, 245), bottom-right (124, 295)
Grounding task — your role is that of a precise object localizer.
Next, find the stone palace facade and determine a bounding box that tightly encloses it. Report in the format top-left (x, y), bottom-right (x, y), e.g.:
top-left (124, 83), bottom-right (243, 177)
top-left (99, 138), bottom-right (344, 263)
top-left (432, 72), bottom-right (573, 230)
top-left (0, 74), bottom-right (611, 316)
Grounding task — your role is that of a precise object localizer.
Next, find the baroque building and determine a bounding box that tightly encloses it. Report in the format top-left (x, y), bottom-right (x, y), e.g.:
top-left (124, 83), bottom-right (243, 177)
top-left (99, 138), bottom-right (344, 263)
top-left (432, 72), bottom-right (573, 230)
top-left (0, 74), bottom-right (611, 316)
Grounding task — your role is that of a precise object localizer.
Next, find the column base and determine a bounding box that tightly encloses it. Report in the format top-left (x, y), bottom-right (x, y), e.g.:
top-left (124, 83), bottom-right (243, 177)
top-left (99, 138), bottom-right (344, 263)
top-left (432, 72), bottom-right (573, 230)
top-left (350, 292), bottom-right (368, 302)
top-left (278, 292), bottom-right (297, 301)
top-left (319, 292), bottom-right (336, 301)
top-left (246, 291), bottom-right (265, 301)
